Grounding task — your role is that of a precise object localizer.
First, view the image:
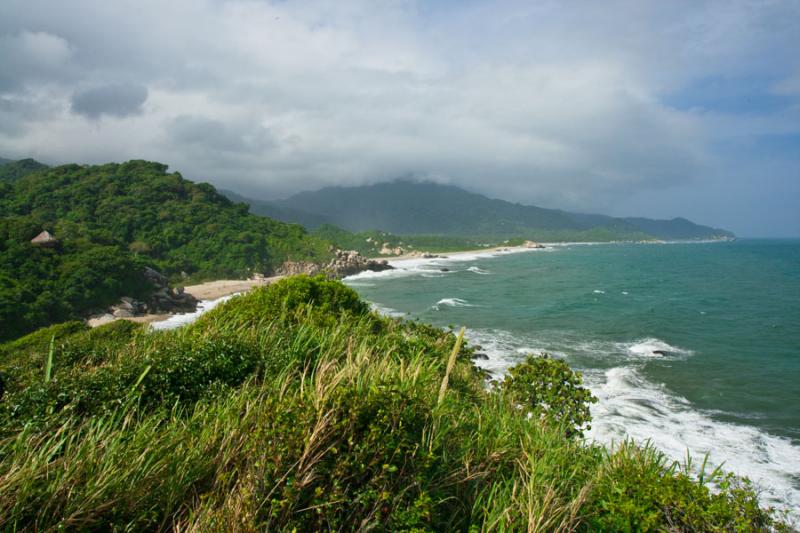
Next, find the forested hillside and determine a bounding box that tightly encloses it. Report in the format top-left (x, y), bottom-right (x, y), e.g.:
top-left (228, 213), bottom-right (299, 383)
top-left (0, 160), bottom-right (330, 340)
top-left (257, 180), bottom-right (734, 241)
top-left (0, 158), bottom-right (49, 182)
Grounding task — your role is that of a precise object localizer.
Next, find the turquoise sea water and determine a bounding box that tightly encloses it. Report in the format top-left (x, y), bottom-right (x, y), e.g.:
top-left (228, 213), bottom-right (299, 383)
top-left (344, 240), bottom-right (800, 516)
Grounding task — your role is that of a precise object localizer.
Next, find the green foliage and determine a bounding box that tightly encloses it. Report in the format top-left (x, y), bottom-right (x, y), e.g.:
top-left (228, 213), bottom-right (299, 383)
top-left (586, 442), bottom-right (779, 532)
top-left (0, 158), bottom-right (48, 183)
top-left (0, 279), bottom-right (784, 530)
top-left (500, 354), bottom-right (597, 437)
top-left (0, 160), bottom-right (332, 340)
top-left (254, 274), bottom-right (369, 319)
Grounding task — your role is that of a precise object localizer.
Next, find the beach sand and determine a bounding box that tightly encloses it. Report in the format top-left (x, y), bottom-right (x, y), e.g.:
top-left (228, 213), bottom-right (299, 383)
top-left (182, 276), bottom-right (283, 300)
top-left (87, 276), bottom-right (284, 328)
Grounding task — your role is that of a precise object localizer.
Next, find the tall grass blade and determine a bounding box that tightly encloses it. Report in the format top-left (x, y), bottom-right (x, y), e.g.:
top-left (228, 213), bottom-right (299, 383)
top-left (44, 334), bottom-right (55, 383)
top-left (131, 364), bottom-right (152, 393)
top-left (438, 327), bottom-right (464, 405)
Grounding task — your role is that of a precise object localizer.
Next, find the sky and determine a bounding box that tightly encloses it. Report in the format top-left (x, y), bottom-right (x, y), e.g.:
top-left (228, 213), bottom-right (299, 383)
top-left (1, 0), bottom-right (798, 237)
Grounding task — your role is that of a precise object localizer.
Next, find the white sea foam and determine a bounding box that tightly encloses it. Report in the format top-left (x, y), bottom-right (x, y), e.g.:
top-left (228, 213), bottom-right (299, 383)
top-left (433, 297), bottom-right (474, 310)
top-left (587, 367), bottom-right (800, 520)
top-left (459, 327), bottom-right (800, 520)
top-left (344, 245), bottom-right (552, 284)
top-left (369, 302), bottom-right (406, 318)
top-left (150, 293), bottom-right (239, 331)
top-left (624, 338), bottom-right (692, 358)
top-left (593, 289), bottom-right (606, 294)
top-left (467, 266), bottom-right (492, 275)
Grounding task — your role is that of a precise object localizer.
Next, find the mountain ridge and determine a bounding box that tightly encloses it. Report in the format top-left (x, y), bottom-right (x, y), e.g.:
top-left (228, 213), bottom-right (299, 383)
top-left (229, 180), bottom-right (734, 241)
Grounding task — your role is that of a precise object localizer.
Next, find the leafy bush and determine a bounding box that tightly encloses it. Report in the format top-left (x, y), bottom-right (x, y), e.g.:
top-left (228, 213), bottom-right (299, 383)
top-left (202, 275), bottom-right (369, 330)
top-left (500, 354), bottom-right (597, 436)
top-left (586, 442), bottom-right (780, 532)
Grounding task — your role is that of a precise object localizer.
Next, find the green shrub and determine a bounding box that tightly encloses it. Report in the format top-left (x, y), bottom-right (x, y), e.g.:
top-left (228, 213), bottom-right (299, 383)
top-left (500, 354), bottom-right (597, 437)
top-left (586, 442), bottom-right (777, 532)
top-left (200, 275), bottom-right (370, 330)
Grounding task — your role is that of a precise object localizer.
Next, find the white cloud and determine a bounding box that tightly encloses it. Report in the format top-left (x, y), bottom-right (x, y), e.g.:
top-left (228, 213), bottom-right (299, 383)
top-left (0, 0), bottom-right (797, 223)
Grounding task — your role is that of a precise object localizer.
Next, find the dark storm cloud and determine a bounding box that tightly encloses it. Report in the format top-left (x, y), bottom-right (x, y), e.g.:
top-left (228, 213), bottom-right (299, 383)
top-left (71, 83), bottom-right (148, 119)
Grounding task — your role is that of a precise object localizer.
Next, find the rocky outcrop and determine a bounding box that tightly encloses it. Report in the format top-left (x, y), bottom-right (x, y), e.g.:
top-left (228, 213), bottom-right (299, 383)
top-left (147, 285), bottom-right (198, 314)
top-left (522, 240), bottom-right (546, 249)
top-left (379, 243), bottom-right (405, 256)
top-left (106, 267), bottom-right (199, 319)
top-left (327, 249), bottom-right (392, 277)
top-left (404, 251), bottom-right (446, 259)
top-left (276, 249), bottom-right (393, 279)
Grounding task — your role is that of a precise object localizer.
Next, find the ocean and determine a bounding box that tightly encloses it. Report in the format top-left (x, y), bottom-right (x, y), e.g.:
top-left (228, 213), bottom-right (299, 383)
top-left (344, 239), bottom-right (800, 517)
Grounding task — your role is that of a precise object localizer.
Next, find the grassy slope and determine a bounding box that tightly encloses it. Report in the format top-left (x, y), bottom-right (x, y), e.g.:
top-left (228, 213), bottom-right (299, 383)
top-left (0, 277), bottom-right (786, 531)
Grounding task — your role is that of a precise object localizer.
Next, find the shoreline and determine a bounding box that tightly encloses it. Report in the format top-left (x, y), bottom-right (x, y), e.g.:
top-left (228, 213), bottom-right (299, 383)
top-left (91, 238), bottom-right (728, 329)
top-left (387, 243), bottom-right (548, 265)
top-left (88, 276), bottom-right (284, 328)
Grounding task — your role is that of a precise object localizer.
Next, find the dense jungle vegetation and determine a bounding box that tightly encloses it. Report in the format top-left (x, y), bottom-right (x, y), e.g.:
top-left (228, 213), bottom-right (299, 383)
top-left (0, 159), bottom-right (330, 340)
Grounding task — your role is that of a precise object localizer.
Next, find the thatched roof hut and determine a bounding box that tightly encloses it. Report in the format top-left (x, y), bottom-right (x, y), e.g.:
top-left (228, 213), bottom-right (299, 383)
top-left (31, 230), bottom-right (59, 247)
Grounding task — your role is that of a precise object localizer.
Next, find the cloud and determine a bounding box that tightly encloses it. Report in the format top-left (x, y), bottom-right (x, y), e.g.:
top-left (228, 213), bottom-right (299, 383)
top-left (0, 30), bottom-right (73, 90)
top-left (0, 0), bottom-right (798, 233)
top-left (71, 83), bottom-right (148, 119)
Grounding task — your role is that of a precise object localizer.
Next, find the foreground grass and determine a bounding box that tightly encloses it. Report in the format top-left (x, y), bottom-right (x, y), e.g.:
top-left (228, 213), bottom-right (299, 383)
top-left (0, 276), bottom-right (790, 531)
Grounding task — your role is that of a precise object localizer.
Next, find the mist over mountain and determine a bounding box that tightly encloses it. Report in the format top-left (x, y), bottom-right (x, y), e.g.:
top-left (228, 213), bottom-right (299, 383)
top-left (228, 180), bottom-right (733, 241)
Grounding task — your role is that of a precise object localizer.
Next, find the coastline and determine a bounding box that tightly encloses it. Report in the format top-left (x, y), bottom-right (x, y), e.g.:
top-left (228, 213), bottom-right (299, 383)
top-left (91, 239), bottom-right (727, 329)
top-left (387, 242), bottom-right (548, 265)
top-left (88, 276), bottom-right (284, 328)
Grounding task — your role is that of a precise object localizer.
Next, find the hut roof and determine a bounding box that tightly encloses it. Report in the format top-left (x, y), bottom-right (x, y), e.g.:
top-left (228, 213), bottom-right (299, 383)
top-left (31, 230), bottom-right (58, 245)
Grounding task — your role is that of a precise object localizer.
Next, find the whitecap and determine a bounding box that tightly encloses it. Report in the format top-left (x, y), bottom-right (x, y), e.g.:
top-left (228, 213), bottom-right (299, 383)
top-left (593, 289), bottom-right (606, 294)
top-left (467, 266), bottom-right (492, 275)
top-left (432, 297), bottom-right (475, 311)
top-left (624, 338), bottom-right (691, 358)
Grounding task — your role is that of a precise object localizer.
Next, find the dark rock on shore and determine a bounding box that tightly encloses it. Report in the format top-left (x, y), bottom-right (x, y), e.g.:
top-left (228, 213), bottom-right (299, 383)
top-left (109, 267), bottom-right (199, 318)
top-left (276, 249), bottom-right (393, 279)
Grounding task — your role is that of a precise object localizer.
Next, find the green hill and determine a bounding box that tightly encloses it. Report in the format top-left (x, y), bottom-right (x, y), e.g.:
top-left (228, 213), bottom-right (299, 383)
top-left (257, 180), bottom-right (733, 241)
top-left (0, 160), bottom-right (330, 340)
top-left (0, 158), bottom-right (49, 182)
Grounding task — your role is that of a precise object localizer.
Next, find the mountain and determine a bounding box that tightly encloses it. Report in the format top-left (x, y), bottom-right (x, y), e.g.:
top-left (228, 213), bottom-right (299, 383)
top-left (0, 157), bottom-right (49, 182)
top-left (221, 189), bottom-right (334, 229)
top-left (0, 160), bottom-right (330, 340)
top-left (245, 180), bottom-right (733, 241)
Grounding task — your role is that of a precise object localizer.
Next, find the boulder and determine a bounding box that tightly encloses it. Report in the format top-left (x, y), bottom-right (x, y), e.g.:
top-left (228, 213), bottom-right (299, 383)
top-left (112, 308), bottom-right (134, 318)
top-left (522, 240), bottom-right (545, 249)
top-left (276, 249), bottom-right (394, 279)
top-left (143, 266), bottom-right (169, 288)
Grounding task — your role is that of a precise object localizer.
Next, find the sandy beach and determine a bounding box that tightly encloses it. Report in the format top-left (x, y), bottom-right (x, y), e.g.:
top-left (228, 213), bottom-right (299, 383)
top-left (87, 276), bottom-right (284, 328)
top-left (182, 276), bottom-right (283, 300)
